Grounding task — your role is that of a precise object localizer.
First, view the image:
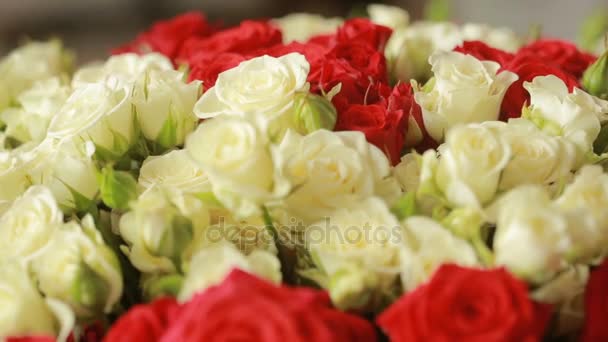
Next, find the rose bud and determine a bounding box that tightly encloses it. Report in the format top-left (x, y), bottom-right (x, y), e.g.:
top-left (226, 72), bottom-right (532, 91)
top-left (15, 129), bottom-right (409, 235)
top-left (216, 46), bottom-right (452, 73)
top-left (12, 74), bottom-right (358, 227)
top-left (291, 92), bottom-right (338, 134)
top-left (582, 48), bottom-right (608, 100)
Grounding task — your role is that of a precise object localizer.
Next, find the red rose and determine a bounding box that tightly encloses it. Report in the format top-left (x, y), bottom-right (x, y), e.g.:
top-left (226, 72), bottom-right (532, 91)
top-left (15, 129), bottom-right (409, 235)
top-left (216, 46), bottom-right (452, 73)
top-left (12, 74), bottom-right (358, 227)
top-left (518, 39), bottom-right (596, 79)
top-left (336, 103), bottom-right (405, 165)
top-left (389, 83), bottom-right (438, 151)
top-left (580, 258), bottom-right (608, 341)
top-left (500, 53), bottom-right (580, 120)
top-left (187, 52), bottom-right (248, 87)
top-left (178, 20), bottom-right (281, 63)
top-left (161, 270), bottom-right (376, 342)
top-left (103, 297), bottom-right (179, 342)
top-left (112, 12), bottom-right (215, 61)
top-left (327, 42), bottom-right (388, 83)
top-left (378, 264), bottom-right (552, 342)
top-left (454, 41), bottom-right (515, 66)
top-left (336, 18), bottom-right (393, 51)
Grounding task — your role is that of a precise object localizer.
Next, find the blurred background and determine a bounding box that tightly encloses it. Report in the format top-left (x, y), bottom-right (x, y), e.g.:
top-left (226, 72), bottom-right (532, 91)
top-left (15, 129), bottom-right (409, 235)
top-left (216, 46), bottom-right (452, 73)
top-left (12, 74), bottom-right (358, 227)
top-left (0, 0), bottom-right (606, 62)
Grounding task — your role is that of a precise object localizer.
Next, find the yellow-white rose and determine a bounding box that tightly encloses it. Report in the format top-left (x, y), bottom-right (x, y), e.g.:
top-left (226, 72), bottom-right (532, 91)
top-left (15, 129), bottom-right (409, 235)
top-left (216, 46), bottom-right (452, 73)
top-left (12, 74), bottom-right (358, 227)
top-left (400, 216), bottom-right (478, 291)
top-left (32, 215), bottom-right (123, 318)
top-left (0, 186), bottom-right (62, 261)
top-left (306, 197), bottom-right (401, 310)
top-left (178, 242), bottom-right (281, 302)
top-left (492, 185), bottom-right (571, 283)
top-left (460, 23), bottom-right (522, 52)
top-left (185, 116), bottom-right (290, 218)
top-left (47, 82), bottom-right (134, 159)
top-left (498, 119), bottom-right (577, 191)
top-left (120, 187), bottom-right (210, 274)
top-left (524, 75), bottom-right (608, 160)
top-left (385, 22), bottom-right (462, 82)
top-left (0, 261), bottom-right (58, 338)
top-left (272, 14), bottom-right (342, 43)
top-left (21, 139), bottom-right (99, 212)
top-left (72, 53), bottom-right (173, 88)
top-left (193, 53), bottom-right (310, 136)
top-left (278, 130), bottom-right (397, 225)
top-left (133, 69), bottom-right (201, 147)
top-left (0, 39), bottom-right (72, 110)
top-left (0, 152), bottom-right (29, 210)
top-left (393, 152), bottom-right (421, 193)
top-left (556, 165), bottom-right (608, 260)
top-left (0, 77), bottom-right (71, 144)
top-left (532, 265), bottom-right (588, 336)
top-left (435, 123), bottom-right (511, 207)
top-left (139, 149), bottom-right (210, 194)
top-left (415, 52), bottom-right (518, 141)
top-left (367, 4), bottom-right (409, 30)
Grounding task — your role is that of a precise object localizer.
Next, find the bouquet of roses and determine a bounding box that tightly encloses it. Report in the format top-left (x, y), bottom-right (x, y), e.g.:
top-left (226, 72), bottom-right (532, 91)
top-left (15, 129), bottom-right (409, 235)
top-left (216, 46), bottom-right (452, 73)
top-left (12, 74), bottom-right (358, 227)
top-left (1, 3), bottom-right (608, 341)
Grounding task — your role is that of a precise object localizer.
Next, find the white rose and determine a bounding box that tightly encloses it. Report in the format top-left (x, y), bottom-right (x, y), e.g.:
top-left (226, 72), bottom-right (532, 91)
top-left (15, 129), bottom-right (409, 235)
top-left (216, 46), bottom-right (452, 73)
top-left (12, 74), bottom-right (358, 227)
top-left (278, 130), bottom-right (396, 225)
top-left (0, 77), bottom-right (70, 144)
top-left (498, 119), bottom-right (577, 191)
top-left (133, 69), bottom-right (201, 147)
top-left (20, 139), bottom-right (99, 212)
top-left (32, 215), bottom-right (123, 318)
top-left (272, 14), bottom-right (342, 43)
top-left (193, 53), bottom-right (310, 136)
top-left (72, 53), bottom-right (173, 88)
top-left (460, 23), bottom-right (522, 52)
top-left (367, 4), bottom-right (409, 30)
top-left (393, 152), bottom-right (421, 193)
top-left (47, 82), bottom-right (134, 159)
top-left (524, 75), bottom-right (608, 160)
top-left (306, 197), bottom-right (401, 310)
top-left (435, 123), bottom-right (511, 207)
top-left (400, 216), bottom-right (478, 291)
top-left (0, 39), bottom-right (72, 109)
top-left (415, 51), bottom-right (518, 141)
top-left (0, 186), bottom-right (62, 261)
top-left (0, 261), bottom-right (58, 338)
top-left (139, 149), bottom-right (210, 194)
top-left (0, 152), bottom-right (29, 210)
top-left (556, 165), bottom-right (608, 260)
top-left (178, 242), bottom-right (281, 302)
top-left (120, 187), bottom-right (210, 274)
top-left (532, 265), bottom-right (588, 336)
top-left (492, 185), bottom-right (571, 283)
top-left (185, 116), bottom-right (290, 218)
top-left (385, 22), bottom-right (462, 82)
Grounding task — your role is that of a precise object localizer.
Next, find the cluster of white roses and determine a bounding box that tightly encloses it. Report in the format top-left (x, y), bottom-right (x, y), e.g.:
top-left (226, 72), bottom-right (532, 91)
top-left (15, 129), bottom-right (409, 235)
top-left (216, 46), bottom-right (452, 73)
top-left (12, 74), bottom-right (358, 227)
top-left (0, 7), bottom-right (607, 338)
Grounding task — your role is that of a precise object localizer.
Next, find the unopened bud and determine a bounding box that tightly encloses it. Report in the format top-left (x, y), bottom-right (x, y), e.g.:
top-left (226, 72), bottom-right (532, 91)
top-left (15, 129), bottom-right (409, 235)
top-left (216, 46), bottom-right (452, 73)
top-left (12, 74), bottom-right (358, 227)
top-left (292, 92), bottom-right (337, 134)
top-left (582, 48), bottom-right (608, 99)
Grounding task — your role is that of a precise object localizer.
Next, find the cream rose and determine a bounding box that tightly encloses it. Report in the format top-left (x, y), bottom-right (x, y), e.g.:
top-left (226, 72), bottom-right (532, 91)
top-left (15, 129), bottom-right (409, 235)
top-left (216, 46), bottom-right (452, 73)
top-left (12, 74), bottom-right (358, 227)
top-left (193, 53), bottom-right (310, 136)
top-left (0, 261), bottom-right (58, 338)
top-left (0, 185), bottom-right (62, 261)
top-left (47, 82), bottom-right (134, 159)
top-left (0, 152), bottom-right (29, 210)
top-left (367, 4), bottom-right (409, 30)
top-left (119, 187), bottom-right (210, 274)
top-left (435, 123), bottom-right (511, 207)
top-left (460, 23), bottom-right (522, 52)
top-left (132, 69), bottom-right (201, 147)
top-left (524, 75), bottom-right (608, 161)
top-left (277, 130), bottom-right (397, 225)
top-left (498, 119), bottom-right (577, 191)
top-left (139, 149), bottom-right (210, 194)
top-left (185, 116), bottom-right (290, 218)
top-left (32, 215), bottom-right (123, 318)
top-left (393, 152), bottom-right (421, 193)
top-left (272, 14), bottom-right (342, 43)
top-left (492, 185), bottom-right (571, 283)
top-left (178, 242), bottom-right (281, 302)
top-left (415, 51), bottom-right (518, 141)
top-left (400, 216), bottom-right (478, 291)
top-left (0, 77), bottom-right (71, 144)
top-left (306, 197), bottom-right (401, 310)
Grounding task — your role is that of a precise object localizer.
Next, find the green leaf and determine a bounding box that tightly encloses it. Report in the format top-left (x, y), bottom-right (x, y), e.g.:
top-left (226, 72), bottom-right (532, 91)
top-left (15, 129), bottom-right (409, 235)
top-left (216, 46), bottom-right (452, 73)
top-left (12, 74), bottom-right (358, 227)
top-left (391, 192), bottom-right (417, 221)
top-left (98, 166), bottom-right (138, 211)
top-left (594, 123), bottom-right (608, 154)
top-left (424, 0), bottom-right (450, 22)
top-left (578, 10), bottom-right (608, 52)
